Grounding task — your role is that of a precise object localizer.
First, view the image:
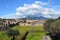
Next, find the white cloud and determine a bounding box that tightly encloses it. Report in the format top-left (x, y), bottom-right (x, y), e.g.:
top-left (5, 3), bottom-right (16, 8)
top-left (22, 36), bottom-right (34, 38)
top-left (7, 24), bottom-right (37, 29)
top-left (16, 1), bottom-right (60, 18)
top-left (42, 14), bottom-right (52, 18)
top-left (35, 1), bottom-right (48, 5)
top-left (42, 8), bottom-right (55, 14)
top-left (16, 2), bottom-right (42, 16)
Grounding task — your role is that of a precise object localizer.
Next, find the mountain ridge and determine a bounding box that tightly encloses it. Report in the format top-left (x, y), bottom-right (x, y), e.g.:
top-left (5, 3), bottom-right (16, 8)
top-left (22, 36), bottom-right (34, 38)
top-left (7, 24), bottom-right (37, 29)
top-left (25, 15), bottom-right (48, 20)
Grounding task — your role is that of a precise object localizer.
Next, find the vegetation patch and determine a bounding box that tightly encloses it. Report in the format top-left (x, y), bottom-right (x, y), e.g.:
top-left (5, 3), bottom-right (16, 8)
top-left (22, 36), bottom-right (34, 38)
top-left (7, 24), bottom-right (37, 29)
top-left (0, 26), bottom-right (45, 40)
top-left (25, 32), bottom-right (46, 40)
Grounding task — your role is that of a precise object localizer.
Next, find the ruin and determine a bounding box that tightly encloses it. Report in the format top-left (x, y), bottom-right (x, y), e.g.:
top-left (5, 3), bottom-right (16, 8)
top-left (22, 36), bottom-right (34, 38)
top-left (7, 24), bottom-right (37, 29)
top-left (0, 18), bottom-right (45, 31)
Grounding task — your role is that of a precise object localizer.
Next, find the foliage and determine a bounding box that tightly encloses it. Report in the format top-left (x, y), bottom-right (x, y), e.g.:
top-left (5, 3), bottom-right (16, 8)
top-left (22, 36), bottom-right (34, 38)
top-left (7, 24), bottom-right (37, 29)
top-left (44, 19), bottom-right (55, 32)
top-left (44, 17), bottom-right (60, 33)
top-left (7, 29), bottom-right (19, 37)
top-left (50, 20), bottom-right (60, 34)
top-left (7, 29), bottom-right (19, 40)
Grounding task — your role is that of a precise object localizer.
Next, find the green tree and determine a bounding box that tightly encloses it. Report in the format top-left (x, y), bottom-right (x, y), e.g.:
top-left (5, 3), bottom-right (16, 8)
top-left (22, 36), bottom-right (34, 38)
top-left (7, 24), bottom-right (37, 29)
top-left (51, 20), bottom-right (60, 34)
top-left (7, 29), bottom-right (19, 40)
top-left (44, 19), bottom-right (55, 32)
top-left (50, 20), bottom-right (60, 40)
top-left (44, 18), bottom-right (60, 40)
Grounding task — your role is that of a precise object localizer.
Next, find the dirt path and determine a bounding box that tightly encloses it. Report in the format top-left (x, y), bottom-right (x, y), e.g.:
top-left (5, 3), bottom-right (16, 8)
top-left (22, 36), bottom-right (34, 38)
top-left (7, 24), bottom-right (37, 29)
top-left (42, 35), bottom-right (52, 40)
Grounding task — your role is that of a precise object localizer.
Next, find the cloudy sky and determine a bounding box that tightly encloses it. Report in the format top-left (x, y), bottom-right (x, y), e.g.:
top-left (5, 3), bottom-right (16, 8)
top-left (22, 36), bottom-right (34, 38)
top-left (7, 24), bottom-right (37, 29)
top-left (0, 0), bottom-right (60, 19)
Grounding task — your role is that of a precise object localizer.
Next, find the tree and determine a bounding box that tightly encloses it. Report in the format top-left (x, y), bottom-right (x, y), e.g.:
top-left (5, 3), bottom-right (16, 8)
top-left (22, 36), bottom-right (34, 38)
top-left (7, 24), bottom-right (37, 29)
top-left (7, 29), bottom-right (20, 40)
top-left (51, 20), bottom-right (60, 34)
top-left (44, 19), bottom-right (55, 32)
top-left (58, 17), bottom-right (60, 20)
top-left (50, 20), bottom-right (60, 40)
top-left (44, 18), bottom-right (60, 40)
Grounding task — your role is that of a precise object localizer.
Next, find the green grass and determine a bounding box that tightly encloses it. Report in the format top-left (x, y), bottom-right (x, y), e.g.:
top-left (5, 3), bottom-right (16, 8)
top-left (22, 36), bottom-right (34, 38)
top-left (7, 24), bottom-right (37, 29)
top-left (25, 32), bottom-right (46, 40)
top-left (12, 26), bottom-right (45, 40)
top-left (0, 32), bottom-right (10, 40)
top-left (0, 26), bottom-right (46, 40)
top-left (12, 26), bottom-right (44, 33)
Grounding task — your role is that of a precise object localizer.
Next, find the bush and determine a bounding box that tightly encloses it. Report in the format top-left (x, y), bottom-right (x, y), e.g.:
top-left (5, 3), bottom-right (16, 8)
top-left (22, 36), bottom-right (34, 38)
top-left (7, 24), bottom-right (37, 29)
top-left (51, 20), bottom-right (60, 34)
top-left (7, 29), bottom-right (20, 40)
top-left (43, 19), bottom-right (55, 32)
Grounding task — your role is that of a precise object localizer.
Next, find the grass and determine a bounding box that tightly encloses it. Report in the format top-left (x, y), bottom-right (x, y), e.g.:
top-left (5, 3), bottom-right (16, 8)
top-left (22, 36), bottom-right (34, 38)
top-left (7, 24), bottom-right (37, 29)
top-left (12, 26), bottom-right (44, 33)
top-left (25, 32), bottom-right (46, 40)
top-left (0, 26), bottom-right (46, 40)
top-left (12, 26), bottom-right (46, 40)
top-left (0, 32), bottom-right (10, 40)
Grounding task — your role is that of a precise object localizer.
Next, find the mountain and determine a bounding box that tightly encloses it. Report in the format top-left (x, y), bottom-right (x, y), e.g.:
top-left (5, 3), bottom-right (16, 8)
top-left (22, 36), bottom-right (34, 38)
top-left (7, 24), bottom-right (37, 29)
top-left (26, 15), bottom-right (48, 20)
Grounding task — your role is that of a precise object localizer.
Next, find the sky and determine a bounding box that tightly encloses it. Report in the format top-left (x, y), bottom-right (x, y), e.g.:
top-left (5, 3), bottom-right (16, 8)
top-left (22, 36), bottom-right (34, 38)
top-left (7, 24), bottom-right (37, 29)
top-left (0, 0), bottom-right (60, 19)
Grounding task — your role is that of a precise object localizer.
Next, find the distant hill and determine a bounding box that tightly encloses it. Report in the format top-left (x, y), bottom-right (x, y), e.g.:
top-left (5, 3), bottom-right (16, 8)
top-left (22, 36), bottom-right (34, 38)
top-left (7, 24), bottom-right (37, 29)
top-left (26, 15), bottom-right (48, 20)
